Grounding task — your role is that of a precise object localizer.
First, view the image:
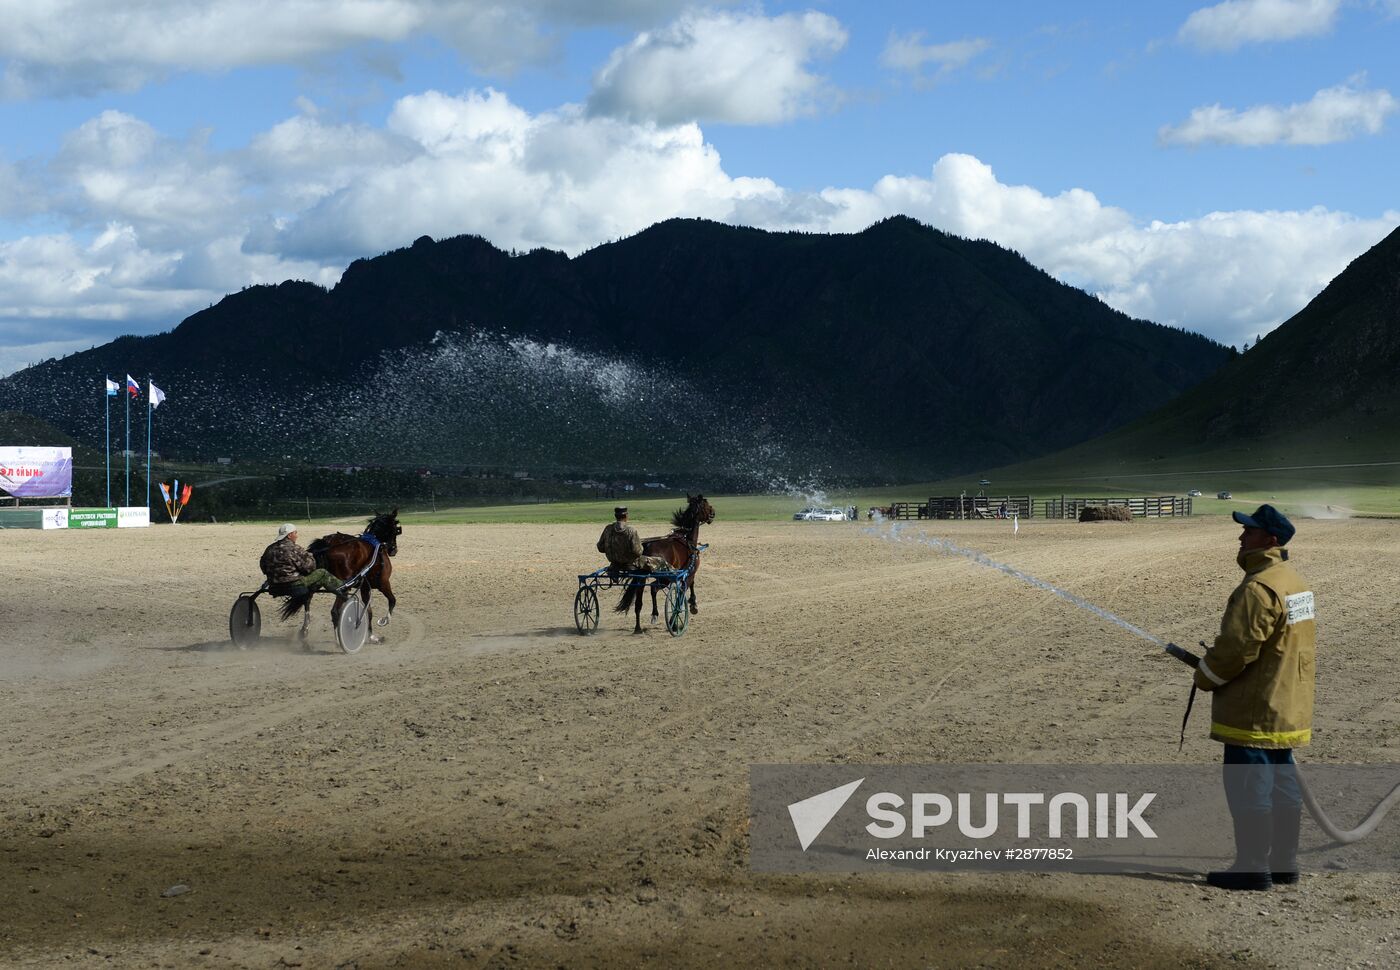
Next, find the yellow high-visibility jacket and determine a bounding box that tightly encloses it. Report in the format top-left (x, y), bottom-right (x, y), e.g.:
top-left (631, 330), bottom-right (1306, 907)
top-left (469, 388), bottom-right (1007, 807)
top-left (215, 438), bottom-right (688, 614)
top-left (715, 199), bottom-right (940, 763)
top-left (1194, 547), bottom-right (1316, 749)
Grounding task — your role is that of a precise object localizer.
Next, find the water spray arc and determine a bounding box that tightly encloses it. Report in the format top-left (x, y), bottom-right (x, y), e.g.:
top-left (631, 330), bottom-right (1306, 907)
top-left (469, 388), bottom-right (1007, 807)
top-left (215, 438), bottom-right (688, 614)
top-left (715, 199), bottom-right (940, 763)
top-left (868, 517), bottom-right (1167, 646)
top-left (866, 517), bottom-right (1400, 845)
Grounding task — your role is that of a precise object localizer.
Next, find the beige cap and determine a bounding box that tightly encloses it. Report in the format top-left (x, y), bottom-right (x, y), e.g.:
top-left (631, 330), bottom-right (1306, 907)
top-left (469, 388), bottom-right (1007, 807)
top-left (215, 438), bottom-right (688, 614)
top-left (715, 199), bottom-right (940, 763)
top-left (277, 523), bottom-right (298, 539)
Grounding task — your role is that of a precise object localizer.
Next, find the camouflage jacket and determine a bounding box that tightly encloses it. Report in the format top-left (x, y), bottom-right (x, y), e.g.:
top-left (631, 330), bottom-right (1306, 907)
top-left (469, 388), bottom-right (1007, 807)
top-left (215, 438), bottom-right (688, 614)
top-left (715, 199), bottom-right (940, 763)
top-left (260, 537), bottom-right (316, 585)
top-left (597, 521), bottom-right (643, 568)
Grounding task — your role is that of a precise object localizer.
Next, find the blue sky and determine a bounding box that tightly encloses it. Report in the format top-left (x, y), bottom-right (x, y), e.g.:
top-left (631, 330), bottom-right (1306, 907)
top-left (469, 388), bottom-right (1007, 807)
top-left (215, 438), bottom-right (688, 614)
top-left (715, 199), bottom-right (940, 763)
top-left (0, 0), bottom-right (1397, 374)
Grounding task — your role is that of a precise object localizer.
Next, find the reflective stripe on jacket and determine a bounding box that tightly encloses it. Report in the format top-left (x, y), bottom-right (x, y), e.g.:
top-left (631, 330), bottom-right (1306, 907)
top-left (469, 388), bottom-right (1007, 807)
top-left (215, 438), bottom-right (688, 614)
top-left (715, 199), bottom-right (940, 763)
top-left (1194, 546), bottom-right (1316, 749)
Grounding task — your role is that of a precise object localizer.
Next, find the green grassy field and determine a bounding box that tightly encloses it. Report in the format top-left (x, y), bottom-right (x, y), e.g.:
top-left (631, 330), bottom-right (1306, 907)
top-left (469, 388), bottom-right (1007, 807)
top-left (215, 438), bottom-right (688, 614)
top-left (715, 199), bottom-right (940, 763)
top-left (397, 493), bottom-right (859, 525)
top-left (354, 462), bottom-right (1400, 525)
top-left (949, 455), bottom-right (1400, 519)
top-left (947, 405), bottom-right (1400, 519)
top-left (228, 420), bottom-right (1400, 526)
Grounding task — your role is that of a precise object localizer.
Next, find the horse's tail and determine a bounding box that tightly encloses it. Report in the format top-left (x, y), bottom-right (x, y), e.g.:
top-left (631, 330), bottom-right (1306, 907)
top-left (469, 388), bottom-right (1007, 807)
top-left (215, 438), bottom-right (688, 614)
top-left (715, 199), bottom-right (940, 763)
top-left (614, 580), bottom-right (645, 614)
top-left (278, 591), bottom-right (313, 622)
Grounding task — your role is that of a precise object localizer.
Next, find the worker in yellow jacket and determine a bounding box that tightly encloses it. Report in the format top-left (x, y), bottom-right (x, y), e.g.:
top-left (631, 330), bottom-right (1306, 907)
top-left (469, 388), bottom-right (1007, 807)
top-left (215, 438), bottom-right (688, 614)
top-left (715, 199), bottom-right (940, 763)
top-left (1193, 504), bottom-right (1316, 891)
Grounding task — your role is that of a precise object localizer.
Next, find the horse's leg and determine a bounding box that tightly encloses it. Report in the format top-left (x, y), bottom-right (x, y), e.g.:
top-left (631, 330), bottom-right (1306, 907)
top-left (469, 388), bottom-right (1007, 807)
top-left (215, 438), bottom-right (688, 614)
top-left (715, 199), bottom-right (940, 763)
top-left (650, 581), bottom-right (661, 625)
top-left (688, 560), bottom-right (699, 615)
top-left (300, 598), bottom-right (313, 648)
top-left (364, 585), bottom-right (383, 644)
top-left (631, 578), bottom-right (645, 633)
top-left (377, 562), bottom-right (396, 625)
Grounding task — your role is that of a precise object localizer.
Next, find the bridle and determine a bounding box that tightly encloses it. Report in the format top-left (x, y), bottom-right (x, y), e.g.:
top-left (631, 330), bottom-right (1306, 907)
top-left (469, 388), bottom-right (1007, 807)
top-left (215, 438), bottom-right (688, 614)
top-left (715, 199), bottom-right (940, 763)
top-left (367, 514), bottom-right (401, 557)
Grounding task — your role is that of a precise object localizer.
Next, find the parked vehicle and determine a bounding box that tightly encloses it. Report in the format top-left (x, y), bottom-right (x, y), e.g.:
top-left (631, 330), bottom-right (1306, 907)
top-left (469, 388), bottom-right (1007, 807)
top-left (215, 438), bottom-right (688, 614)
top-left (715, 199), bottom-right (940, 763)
top-left (1187, 488), bottom-right (1202, 497)
top-left (794, 507), bottom-right (848, 521)
top-left (1217, 490), bottom-right (1232, 499)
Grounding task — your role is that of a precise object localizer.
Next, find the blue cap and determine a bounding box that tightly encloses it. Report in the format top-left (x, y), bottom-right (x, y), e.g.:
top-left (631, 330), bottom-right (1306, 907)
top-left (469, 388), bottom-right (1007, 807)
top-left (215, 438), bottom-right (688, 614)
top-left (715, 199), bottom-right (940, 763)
top-left (1232, 504), bottom-right (1295, 545)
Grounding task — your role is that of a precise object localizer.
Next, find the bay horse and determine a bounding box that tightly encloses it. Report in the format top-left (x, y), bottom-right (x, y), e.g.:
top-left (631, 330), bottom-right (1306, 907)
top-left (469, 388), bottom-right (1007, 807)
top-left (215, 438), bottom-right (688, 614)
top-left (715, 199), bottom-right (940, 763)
top-left (614, 494), bottom-right (715, 633)
top-left (278, 509), bottom-right (401, 636)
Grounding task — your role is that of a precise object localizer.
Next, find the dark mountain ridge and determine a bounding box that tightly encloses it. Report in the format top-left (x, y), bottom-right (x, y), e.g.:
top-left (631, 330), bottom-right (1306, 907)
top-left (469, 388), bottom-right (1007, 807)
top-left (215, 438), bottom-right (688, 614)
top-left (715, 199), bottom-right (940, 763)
top-left (996, 222), bottom-right (1400, 475)
top-left (0, 216), bottom-right (1231, 481)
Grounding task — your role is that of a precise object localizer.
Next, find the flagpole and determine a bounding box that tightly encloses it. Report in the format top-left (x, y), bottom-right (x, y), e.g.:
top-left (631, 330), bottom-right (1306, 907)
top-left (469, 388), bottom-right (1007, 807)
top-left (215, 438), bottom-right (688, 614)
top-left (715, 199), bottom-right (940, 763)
top-left (104, 379), bottom-right (111, 508)
top-left (124, 380), bottom-right (130, 506)
top-left (145, 377), bottom-right (152, 513)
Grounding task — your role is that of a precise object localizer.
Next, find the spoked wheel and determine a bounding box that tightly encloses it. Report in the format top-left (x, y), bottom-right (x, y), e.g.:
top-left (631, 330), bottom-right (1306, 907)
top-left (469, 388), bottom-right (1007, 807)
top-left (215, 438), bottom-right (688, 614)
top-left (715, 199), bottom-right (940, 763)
top-left (664, 583), bottom-right (689, 637)
top-left (229, 595), bottom-right (261, 648)
top-left (335, 596), bottom-right (370, 654)
top-left (574, 585), bottom-right (600, 635)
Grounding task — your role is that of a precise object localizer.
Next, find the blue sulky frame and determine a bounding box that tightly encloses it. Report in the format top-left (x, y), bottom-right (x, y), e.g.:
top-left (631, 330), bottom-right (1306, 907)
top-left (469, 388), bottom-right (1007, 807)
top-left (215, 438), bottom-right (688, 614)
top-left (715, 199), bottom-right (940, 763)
top-left (574, 544), bottom-right (708, 637)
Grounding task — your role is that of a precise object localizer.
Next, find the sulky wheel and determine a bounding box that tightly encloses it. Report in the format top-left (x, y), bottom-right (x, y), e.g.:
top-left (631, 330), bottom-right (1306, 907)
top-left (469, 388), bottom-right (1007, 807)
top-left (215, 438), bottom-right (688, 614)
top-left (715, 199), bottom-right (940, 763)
top-left (229, 595), bottom-right (261, 648)
top-left (335, 596), bottom-right (370, 654)
top-left (664, 583), bottom-right (689, 637)
top-left (574, 585), bottom-right (600, 635)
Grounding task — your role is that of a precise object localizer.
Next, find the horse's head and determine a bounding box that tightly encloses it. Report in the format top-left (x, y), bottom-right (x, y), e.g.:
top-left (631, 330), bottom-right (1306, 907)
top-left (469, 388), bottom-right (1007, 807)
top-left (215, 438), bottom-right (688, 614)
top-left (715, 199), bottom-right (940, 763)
top-left (691, 494), bottom-right (716, 525)
top-left (366, 507), bottom-right (402, 556)
top-left (672, 494), bottom-right (716, 531)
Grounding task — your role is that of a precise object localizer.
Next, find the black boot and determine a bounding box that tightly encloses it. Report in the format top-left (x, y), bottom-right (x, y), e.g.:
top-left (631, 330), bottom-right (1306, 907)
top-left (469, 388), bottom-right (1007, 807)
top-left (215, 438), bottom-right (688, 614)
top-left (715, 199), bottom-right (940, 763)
top-left (1207, 810), bottom-right (1273, 891)
top-left (1270, 803), bottom-right (1302, 885)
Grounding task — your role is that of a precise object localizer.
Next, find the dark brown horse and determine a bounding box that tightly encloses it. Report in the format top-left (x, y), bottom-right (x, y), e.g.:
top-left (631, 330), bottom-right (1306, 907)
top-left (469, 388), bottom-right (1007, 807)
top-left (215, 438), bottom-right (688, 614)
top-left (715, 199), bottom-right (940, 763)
top-left (614, 494), bottom-right (715, 633)
top-left (278, 509), bottom-right (401, 635)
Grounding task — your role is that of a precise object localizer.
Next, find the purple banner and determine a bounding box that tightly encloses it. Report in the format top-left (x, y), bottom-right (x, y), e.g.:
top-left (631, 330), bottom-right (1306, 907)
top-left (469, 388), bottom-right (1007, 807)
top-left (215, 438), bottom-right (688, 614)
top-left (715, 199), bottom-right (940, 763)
top-left (0, 446), bottom-right (73, 498)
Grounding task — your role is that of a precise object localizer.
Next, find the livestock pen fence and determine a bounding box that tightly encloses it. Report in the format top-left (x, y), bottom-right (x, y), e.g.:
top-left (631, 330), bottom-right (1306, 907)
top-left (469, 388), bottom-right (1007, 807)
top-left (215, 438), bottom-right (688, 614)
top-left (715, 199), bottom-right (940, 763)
top-left (886, 495), bottom-right (1031, 520)
top-left (884, 495), bottom-right (1192, 520)
top-left (1040, 495), bottom-right (1193, 519)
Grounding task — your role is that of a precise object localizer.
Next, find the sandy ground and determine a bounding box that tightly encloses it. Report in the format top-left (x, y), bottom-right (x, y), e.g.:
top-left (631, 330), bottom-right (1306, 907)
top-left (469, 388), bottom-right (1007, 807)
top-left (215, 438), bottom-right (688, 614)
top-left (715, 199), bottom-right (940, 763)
top-left (2, 514), bottom-right (1399, 969)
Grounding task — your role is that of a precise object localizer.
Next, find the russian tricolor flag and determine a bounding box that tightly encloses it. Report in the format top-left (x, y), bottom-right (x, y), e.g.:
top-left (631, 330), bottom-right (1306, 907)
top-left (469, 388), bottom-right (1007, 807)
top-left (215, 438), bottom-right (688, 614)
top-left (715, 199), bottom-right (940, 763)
top-left (126, 374), bottom-right (139, 398)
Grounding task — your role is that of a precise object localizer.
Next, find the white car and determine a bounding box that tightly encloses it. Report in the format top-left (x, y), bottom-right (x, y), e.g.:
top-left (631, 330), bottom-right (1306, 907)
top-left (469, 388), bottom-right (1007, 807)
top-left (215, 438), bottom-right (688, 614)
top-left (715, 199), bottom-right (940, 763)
top-left (1187, 489), bottom-right (1202, 497)
top-left (794, 508), bottom-right (848, 521)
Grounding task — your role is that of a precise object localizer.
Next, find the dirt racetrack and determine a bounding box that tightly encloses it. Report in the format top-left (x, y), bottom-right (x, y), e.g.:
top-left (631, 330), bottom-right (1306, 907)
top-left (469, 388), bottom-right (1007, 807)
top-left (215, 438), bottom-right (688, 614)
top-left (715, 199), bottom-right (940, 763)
top-left (3, 515), bottom-right (1399, 969)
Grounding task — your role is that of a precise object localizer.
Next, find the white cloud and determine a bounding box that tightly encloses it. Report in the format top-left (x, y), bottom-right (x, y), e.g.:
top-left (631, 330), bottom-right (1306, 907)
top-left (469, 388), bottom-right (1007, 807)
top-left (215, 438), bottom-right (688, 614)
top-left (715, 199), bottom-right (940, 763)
top-left (587, 9), bottom-right (847, 125)
top-left (1178, 0), bottom-right (1341, 51)
top-left (47, 112), bottom-right (247, 248)
top-left (0, 90), bottom-right (1396, 374)
top-left (0, 228), bottom-right (203, 373)
top-left (0, 157), bottom-right (43, 219)
top-left (0, 0), bottom-right (709, 98)
top-left (266, 88), bottom-right (783, 259)
top-left (878, 31), bottom-right (990, 79)
top-left (1080, 209), bottom-right (1393, 346)
top-left (1160, 77), bottom-right (1397, 146)
top-left (0, 222), bottom-right (338, 340)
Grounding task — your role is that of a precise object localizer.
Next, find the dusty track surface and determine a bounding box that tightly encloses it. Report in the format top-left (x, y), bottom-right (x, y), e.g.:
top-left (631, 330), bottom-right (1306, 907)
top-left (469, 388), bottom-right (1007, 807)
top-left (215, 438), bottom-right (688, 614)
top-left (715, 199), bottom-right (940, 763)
top-left (3, 516), bottom-right (1399, 969)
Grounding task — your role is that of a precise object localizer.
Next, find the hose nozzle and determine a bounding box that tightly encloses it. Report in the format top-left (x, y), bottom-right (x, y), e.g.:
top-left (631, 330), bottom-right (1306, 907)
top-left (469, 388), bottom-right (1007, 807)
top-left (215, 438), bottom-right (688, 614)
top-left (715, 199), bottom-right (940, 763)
top-left (1164, 642), bottom-right (1201, 668)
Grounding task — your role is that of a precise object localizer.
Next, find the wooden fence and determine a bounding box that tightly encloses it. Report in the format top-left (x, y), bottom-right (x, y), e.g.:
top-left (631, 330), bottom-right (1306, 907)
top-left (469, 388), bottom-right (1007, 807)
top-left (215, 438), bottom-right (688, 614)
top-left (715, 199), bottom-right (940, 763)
top-left (923, 495), bottom-right (1032, 520)
top-left (1040, 495), bottom-right (1193, 519)
top-left (876, 495), bottom-right (1192, 520)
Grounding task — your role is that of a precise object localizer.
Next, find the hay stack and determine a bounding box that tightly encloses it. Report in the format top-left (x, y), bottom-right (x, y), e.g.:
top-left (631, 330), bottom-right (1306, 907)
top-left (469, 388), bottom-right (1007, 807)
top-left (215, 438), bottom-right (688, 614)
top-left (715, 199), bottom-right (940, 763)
top-left (1079, 505), bottom-right (1132, 523)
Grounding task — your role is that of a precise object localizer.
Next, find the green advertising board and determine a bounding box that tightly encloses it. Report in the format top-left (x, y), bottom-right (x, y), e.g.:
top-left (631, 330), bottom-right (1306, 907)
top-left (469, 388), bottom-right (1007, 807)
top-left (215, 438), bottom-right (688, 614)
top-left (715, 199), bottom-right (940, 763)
top-left (68, 507), bottom-right (118, 529)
